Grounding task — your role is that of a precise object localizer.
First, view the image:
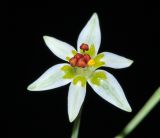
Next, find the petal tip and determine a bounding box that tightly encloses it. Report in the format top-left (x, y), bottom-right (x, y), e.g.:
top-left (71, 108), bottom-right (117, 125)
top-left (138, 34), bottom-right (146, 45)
top-left (123, 105), bottom-right (132, 112)
top-left (27, 83), bottom-right (36, 91)
top-left (91, 12), bottom-right (99, 21)
top-left (27, 82), bottom-right (40, 91)
top-left (126, 107), bottom-right (132, 112)
top-left (129, 59), bottom-right (134, 66)
top-left (69, 115), bottom-right (75, 123)
top-left (68, 107), bottom-right (79, 122)
top-left (93, 12), bottom-right (98, 17)
top-left (27, 84), bottom-right (33, 91)
top-left (43, 35), bottom-right (50, 41)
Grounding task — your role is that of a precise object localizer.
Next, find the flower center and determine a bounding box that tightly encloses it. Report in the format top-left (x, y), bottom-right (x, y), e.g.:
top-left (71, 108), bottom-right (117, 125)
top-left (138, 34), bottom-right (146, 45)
top-left (69, 43), bottom-right (95, 68)
top-left (61, 43), bottom-right (105, 84)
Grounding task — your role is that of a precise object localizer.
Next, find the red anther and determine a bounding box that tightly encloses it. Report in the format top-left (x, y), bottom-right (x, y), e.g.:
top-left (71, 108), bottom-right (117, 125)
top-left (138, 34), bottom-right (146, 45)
top-left (69, 57), bottom-right (77, 67)
top-left (83, 54), bottom-right (91, 63)
top-left (80, 43), bottom-right (89, 52)
top-left (74, 53), bottom-right (83, 60)
top-left (76, 58), bottom-right (87, 68)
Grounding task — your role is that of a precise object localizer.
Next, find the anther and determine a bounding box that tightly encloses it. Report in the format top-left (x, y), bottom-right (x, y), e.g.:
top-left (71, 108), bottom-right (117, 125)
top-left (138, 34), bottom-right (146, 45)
top-left (69, 57), bottom-right (77, 67)
top-left (76, 58), bottom-right (87, 68)
top-left (80, 43), bottom-right (89, 52)
top-left (74, 53), bottom-right (83, 60)
top-left (83, 54), bottom-right (91, 62)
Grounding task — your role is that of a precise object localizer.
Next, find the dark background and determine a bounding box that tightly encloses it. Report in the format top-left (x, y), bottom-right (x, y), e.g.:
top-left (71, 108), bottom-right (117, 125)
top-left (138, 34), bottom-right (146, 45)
top-left (8, 0), bottom-right (160, 138)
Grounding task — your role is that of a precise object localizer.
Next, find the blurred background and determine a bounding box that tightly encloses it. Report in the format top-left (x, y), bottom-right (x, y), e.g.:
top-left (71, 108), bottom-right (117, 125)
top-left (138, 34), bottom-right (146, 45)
top-left (8, 0), bottom-right (160, 137)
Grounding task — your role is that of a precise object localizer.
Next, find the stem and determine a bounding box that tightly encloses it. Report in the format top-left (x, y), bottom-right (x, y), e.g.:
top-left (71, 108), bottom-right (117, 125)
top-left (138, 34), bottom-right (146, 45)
top-left (115, 87), bottom-right (160, 138)
top-left (71, 110), bottom-right (82, 138)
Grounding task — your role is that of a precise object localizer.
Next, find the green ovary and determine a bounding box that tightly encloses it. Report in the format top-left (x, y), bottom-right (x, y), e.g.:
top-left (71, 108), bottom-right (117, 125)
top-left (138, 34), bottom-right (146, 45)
top-left (90, 71), bottom-right (107, 86)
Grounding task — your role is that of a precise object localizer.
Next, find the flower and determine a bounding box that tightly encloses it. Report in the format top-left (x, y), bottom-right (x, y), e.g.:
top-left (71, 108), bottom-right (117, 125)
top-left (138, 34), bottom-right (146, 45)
top-left (27, 13), bottom-right (133, 122)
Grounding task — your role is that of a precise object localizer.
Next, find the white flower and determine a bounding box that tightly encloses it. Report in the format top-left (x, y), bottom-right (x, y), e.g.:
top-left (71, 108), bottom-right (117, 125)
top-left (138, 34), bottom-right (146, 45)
top-left (27, 13), bottom-right (133, 122)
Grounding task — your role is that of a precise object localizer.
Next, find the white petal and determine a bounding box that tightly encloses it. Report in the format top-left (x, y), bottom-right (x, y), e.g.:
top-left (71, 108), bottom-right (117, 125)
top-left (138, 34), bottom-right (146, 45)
top-left (43, 36), bottom-right (76, 61)
top-left (27, 63), bottom-right (72, 91)
top-left (77, 13), bottom-right (101, 54)
top-left (68, 82), bottom-right (86, 122)
top-left (88, 70), bottom-right (132, 112)
top-left (101, 52), bottom-right (133, 69)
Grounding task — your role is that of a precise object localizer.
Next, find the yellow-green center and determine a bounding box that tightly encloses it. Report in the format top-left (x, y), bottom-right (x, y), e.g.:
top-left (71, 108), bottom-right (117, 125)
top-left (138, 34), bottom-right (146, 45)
top-left (61, 44), bottom-right (106, 87)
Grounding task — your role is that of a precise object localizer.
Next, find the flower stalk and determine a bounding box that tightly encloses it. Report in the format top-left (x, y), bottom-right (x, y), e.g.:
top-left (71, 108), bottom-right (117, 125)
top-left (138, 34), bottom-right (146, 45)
top-left (115, 87), bottom-right (160, 138)
top-left (71, 110), bottom-right (82, 138)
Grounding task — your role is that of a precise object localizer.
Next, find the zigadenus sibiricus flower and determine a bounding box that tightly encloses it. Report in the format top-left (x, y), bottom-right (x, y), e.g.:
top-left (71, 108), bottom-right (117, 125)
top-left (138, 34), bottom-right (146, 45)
top-left (27, 13), bottom-right (133, 122)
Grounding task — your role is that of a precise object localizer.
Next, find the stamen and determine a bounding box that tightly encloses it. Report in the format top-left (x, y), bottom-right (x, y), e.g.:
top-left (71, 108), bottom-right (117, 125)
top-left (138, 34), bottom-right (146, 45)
top-left (80, 43), bottom-right (89, 52)
top-left (83, 54), bottom-right (91, 62)
top-left (76, 58), bottom-right (87, 68)
top-left (69, 44), bottom-right (94, 68)
top-left (69, 57), bottom-right (77, 67)
top-left (74, 53), bottom-right (83, 60)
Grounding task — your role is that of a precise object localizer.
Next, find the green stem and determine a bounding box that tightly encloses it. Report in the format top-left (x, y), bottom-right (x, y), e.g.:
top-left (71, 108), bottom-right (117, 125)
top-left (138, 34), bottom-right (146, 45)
top-left (71, 110), bottom-right (82, 138)
top-left (115, 87), bottom-right (160, 138)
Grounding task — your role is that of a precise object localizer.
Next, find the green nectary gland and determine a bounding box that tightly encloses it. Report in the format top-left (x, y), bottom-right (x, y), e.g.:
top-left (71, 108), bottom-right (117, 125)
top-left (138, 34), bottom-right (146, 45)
top-left (66, 50), bottom-right (77, 61)
top-left (90, 71), bottom-right (107, 85)
top-left (93, 53), bottom-right (105, 68)
top-left (72, 50), bottom-right (77, 55)
top-left (73, 76), bottom-right (86, 87)
top-left (61, 65), bottom-right (75, 79)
